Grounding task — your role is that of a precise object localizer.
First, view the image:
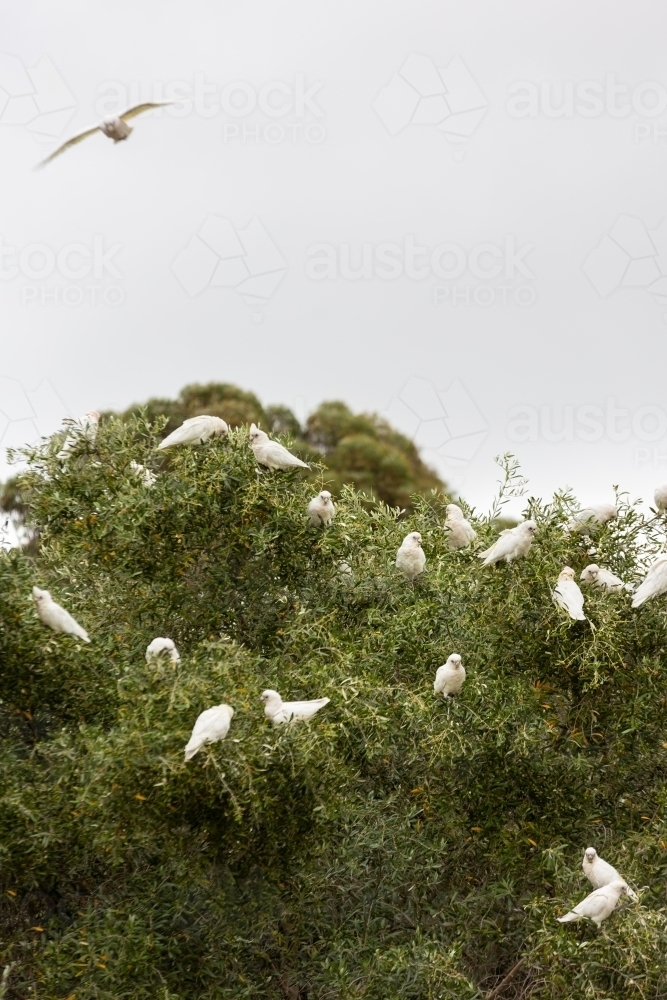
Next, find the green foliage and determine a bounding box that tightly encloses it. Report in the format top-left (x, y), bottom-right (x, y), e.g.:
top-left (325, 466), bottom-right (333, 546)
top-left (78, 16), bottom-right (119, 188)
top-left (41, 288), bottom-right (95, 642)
top-left (111, 384), bottom-right (445, 510)
top-left (2, 420), bottom-right (667, 998)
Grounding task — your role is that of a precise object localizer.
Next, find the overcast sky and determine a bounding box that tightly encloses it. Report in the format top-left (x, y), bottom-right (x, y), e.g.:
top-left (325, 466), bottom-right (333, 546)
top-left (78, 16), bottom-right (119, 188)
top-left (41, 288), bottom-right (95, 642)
top-left (1, 0), bottom-right (667, 513)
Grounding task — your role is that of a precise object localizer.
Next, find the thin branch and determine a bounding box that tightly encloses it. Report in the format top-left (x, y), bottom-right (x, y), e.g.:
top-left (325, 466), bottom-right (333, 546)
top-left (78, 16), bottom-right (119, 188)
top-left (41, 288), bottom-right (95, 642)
top-left (486, 958), bottom-right (526, 1000)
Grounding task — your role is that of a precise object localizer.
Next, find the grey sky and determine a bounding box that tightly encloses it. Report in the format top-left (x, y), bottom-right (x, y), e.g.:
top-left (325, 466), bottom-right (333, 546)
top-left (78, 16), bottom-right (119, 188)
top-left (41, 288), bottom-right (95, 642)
top-left (2, 0), bottom-right (667, 511)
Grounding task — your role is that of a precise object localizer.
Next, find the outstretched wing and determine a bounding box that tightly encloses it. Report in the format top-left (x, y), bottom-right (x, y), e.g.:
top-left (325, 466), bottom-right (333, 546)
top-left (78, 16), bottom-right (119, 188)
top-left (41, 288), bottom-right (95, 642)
top-left (120, 101), bottom-right (173, 122)
top-left (35, 126), bottom-right (101, 168)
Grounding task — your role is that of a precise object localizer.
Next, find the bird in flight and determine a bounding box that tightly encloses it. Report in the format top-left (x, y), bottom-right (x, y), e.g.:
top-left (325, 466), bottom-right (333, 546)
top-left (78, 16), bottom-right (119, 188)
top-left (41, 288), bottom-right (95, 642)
top-left (36, 102), bottom-right (172, 168)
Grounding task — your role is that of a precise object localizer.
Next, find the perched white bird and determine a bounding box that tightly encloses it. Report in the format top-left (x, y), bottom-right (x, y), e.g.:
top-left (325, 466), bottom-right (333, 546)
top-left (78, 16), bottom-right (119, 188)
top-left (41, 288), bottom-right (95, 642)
top-left (32, 586), bottom-right (90, 642)
top-left (261, 689), bottom-right (330, 725)
top-left (655, 484), bottom-right (667, 511)
top-left (444, 504), bottom-right (476, 550)
top-left (249, 424), bottom-right (309, 471)
top-left (130, 460), bottom-right (156, 486)
top-left (569, 504), bottom-right (617, 532)
top-left (632, 555), bottom-right (667, 608)
top-left (308, 490), bottom-right (336, 526)
top-left (580, 564), bottom-right (624, 592)
top-left (145, 637), bottom-right (180, 664)
top-left (56, 411), bottom-right (100, 460)
top-left (158, 415), bottom-right (228, 450)
top-left (37, 102), bottom-right (173, 167)
top-left (478, 520), bottom-right (537, 567)
top-left (434, 654), bottom-right (466, 698)
top-left (396, 531), bottom-right (426, 581)
top-left (557, 880), bottom-right (628, 927)
top-left (553, 567), bottom-right (586, 621)
top-left (582, 848), bottom-right (638, 901)
top-left (184, 704), bottom-right (234, 761)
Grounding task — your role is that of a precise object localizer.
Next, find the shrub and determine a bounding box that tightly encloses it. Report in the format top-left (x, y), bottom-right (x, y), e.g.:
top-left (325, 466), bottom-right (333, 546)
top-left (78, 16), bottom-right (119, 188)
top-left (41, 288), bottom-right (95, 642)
top-left (1, 418), bottom-right (667, 999)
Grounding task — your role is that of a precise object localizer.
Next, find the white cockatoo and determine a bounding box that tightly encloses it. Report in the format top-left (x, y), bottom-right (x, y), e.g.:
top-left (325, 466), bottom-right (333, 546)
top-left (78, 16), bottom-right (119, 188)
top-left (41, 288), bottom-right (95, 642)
top-left (569, 504), bottom-right (617, 533)
top-left (580, 564), bottom-right (624, 592)
top-left (582, 848), bottom-right (638, 901)
top-left (130, 460), bottom-right (156, 486)
top-left (184, 704), bottom-right (234, 761)
top-left (557, 880), bottom-right (629, 927)
top-left (249, 424), bottom-right (309, 471)
top-left (37, 102), bottom-right (173, 167)
top-left (32, 586), bottom-right (90, 642)
top-left (396, 531), bottom-right (426, 581)
top-left (308, 491), bottom-right (336, 526)
top-left (654, 484), bottom-right (667, 511)
top-left (632, 555), bottom-right (667, 608)
top-left (553, 567), bottom-right (586, 621)
top-left (145, 637), bottom-right (180, 664)
top-left (478, 520), bottom-right (537, 567)
top-left (261, 689), bottom-right (330, 725)
top-left (444, 504), bottom-right (476, 550)
top-left (56, 411), bottom-right (100, 460)
top-left (434, 654), bottom-right (466, 698)
top-left (158, 415), bottom-right (228, 450)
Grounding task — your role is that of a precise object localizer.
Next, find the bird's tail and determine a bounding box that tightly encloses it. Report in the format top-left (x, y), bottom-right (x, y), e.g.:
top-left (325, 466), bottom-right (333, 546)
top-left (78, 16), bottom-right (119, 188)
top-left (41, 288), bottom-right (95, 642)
top-left (557, 911), bottom-right (580, 923)
top-left (184, 740), bottom-right (201, 761)
top-left (78, 629), bottom-right (91, 644)
top-left (631, 585), bottom-right (650, 609)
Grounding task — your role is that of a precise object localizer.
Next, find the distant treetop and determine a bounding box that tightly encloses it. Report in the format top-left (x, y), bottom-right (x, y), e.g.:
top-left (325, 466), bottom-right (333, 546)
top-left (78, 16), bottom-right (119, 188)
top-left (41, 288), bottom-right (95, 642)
top-left (114, 381), bottom-right (445, 510)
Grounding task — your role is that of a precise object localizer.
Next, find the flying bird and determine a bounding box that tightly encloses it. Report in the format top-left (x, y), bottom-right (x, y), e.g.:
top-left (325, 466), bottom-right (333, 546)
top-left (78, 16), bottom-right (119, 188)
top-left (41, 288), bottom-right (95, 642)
top-left (582, 847), bottom-right (638, 901)
top-left (249, 424), bottom-right (309, 471)
top-left (56, 411), bottom-right (100, 461)
top-left (569, 503), bottom-right (617, 532)
top-left (184, 704), bottom-right (234, 761)
top-left (32, 586), bottom-right (90, 642)
top-left (396, 531), bottom-right (426, 581)
top-left (631, 555), bottom-right (667, 608)
top-left (478, 519), bottom-right (537, 567)
top-left (444, 504), bottom-right (476, 550)
top-left (261, 689), bottom-right (330, 725)
top-left (553, 567), bottom-right (586, 621)
top-left (145, 637), bottom-right (180, 664)
top-left (434, 653), bottom-right (466, 698)
top-left (580, 564), bottom-right (624, 592)
top-left (158, 415), bottom-right (228, 450)
top-left (130, 461), bottom-right (156, 486)
top-left (37, 102), bottom-right (173, 168)
top-left (557, 880), bottom-right (628, 927)
top-left (308, 490), bottom-right (336, 526)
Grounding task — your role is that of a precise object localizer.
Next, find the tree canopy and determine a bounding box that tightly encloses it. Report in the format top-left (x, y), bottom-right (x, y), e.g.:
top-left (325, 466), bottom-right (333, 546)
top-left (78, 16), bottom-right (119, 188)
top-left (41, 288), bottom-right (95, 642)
top-left (2, 417), bottom-right (667, 999)
top-left (114, 382), bottom-right (444, 510)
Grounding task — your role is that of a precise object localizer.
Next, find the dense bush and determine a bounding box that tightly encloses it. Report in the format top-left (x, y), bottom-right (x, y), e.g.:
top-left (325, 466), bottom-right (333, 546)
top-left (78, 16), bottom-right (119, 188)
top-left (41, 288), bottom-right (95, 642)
top-left (2, 414), bottom-right (667, 999)
top-left (114, 383), bottom-right (444, 509)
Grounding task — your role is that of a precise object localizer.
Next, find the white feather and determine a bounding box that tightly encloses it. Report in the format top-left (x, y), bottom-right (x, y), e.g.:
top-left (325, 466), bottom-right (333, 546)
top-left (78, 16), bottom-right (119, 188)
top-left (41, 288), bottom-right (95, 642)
top-left (261, 689), bottom-right (330, 725)
top-left (434, 654), bottom-right (466, 697)
top-left (249, 424), bottom-right (308, 470)
top-left (396, 532), bottom-right (426, 581)
top-left (184, 704), bottom-right (234, 760)
top-left (478, 520), bottom-right (537, 567)
top-left (632, 555), bottom-right (667, 608)
top-left (158, 415), bottom-right (228, 450)
top-left (32, 586), bottom-right (90, 642)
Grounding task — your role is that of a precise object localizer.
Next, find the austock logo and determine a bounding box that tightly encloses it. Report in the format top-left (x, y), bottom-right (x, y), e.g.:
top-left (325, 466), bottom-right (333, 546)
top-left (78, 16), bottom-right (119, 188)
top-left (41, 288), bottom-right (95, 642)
top-left (172, 216), bottom-right (287, 305)
top-left (0, 53), bottom-right (75, 139)
top-left (385, 376), bottom-right (488, 481)
top-left (373, 53), bottom-right (488, 159)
